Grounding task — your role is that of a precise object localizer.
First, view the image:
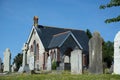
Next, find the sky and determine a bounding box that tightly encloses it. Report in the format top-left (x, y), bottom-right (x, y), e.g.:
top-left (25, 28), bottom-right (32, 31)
top-left (0, 0), bottom-right (120, 63)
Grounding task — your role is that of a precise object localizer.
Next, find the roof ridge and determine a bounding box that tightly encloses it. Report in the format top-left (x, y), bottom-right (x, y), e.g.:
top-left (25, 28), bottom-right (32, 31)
top-left (53, 31), bottom-right (71, 37)
top-left (38, 25), bottom-right (83, 31)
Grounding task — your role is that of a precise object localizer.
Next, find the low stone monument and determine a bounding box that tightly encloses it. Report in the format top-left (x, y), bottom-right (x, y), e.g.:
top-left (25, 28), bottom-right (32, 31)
top-left (89, 32), bottom-right (103, 74)
top-left (71, 49), bottom-right (82, 74)
top-left (114, 31), bottom-right (120, 74)
top-left (3, 48), bottom-right (11, 72)
top-left (47, 56), bottom-right (51, 71)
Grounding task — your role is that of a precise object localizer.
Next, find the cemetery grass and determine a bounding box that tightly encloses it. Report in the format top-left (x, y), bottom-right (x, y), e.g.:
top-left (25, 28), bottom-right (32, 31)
top-left (0, 72), bottom-right (120, 80)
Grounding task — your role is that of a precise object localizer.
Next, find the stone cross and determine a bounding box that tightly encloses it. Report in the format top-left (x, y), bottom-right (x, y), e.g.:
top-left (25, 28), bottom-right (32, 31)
top-left (3, 48), bottom-right (11, 72)
top-left (22, 43), bottom-right (28, 67)
top-left (18, 43), bottom-right (30, 73)
top-left (71, 49), bottom-right (82, 74)
top-left (89, 32), bottom-right (103, 74)
top-left (114, 31), bottom-right (120, 74)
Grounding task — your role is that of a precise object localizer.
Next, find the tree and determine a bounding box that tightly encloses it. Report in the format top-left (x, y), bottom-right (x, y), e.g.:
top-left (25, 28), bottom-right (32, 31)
top-left (86, 29), bottom-right (92, 39)
top-left (102, 41), bottom-right (114, 68)
top-left (100, 0), bottom-right (120, 23)
top-left (13, 53), bottom-right (23, 71)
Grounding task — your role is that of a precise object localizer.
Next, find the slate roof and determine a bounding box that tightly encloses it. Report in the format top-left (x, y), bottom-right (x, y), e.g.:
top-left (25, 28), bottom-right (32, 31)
top-left (48, 31), bottom-right (71, 48)
top-left (35, 25), bottom-right (89, 51)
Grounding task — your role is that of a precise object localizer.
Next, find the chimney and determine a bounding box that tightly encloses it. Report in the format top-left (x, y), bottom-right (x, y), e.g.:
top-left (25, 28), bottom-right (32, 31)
top-left (33, 16), bottom-right (39, 27)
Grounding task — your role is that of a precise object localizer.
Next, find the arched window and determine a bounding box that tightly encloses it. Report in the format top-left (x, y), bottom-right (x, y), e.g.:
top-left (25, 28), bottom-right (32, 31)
top-left (33, 40), bottom-right (36, 54)
top-left (54, 50), bottom-right (56, 61)
top-left (36, 44), bottom-right (39, 60)
top-left (33, 40), bottom-right (36, 60)
top-left (50, 50), bottom-right (53, 60)
top-left (30, 45), bottom-right (33, 52)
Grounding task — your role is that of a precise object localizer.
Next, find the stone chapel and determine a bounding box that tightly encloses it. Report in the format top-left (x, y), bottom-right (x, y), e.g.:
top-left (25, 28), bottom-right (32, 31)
top-left (24, 16), bottom-right (89, 71)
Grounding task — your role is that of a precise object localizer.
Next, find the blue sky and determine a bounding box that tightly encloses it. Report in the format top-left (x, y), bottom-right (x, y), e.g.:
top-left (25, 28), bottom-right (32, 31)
top-left (0, 0), bottom-right (120, 63)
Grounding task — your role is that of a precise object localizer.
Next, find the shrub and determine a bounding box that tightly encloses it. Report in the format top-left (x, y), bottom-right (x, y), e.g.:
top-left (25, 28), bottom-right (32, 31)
top-left (52, 60), bottom-right (56, 70)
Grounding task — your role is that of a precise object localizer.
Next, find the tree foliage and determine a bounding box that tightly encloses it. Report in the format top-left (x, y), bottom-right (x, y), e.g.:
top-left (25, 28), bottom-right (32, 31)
top-left (86, 29), bottom-right (92, 39)
top-left (100, 0), bottom-right (120, 23)
top-left (102, 41), bottom-right (114, 68)
top-left (13, 53), bottom-right (23, 71)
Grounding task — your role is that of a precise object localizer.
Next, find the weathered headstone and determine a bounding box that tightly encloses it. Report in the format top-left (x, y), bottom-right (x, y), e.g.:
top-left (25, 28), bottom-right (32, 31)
top-left (47, 56), bottom-right (51, 71)
top-left (64, 56), bottom-right (69, 63)
top-left (64, 56), bottom-right (70, 70)
top-left (29, 52), bottom-right (34, 70)
top-left (114, 31), bottom-right (120, 74)
top-left (59, 63), bottom-right (64, 70)
top-left (11, 66), bottom-right (14, 72)
top-left (3, 48), bottom-right (11, 72)
top-left (71, 49), bottom-right (82, 74)
top-left (18, 66), bottom-right (23, 72)
top-left (89, 32), bottom-right (103, 74)
top-left (11, 63), bottom-right (16, 72)
top-left (110, 63), bottom-right (113, 74)
top-left (0, 58), bottom-right (2, 72)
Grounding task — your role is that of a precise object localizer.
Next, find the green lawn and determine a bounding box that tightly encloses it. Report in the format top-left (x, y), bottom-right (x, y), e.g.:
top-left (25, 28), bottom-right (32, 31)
top-left (0, 73), bottom-right (120, 80)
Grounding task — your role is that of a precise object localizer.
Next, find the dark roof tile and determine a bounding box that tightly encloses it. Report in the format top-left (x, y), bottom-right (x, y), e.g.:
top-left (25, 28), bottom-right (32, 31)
top-left (35, 25), bottom-right (89, 51)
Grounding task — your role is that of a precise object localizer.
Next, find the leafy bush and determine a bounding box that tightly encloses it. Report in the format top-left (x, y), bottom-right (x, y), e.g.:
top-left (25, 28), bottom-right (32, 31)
top-left (52, 60), bottom-right (56, 70)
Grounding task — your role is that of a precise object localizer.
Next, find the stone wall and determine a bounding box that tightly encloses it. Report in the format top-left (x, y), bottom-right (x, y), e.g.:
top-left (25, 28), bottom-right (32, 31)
top-left (27, 27), bottom-right (45, 70)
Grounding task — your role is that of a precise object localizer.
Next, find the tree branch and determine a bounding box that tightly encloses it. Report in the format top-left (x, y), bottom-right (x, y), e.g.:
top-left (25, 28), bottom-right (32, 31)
top-left (105, 15), bottom-right (120, 23)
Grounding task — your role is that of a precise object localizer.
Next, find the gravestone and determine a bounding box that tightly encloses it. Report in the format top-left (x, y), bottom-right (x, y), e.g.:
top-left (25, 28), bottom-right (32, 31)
top-left (18, 66), bottom-right (23, 73)
top-left (114, 31), bottom-right (120, 74)
top-left (11, 66), bottom-right (14, 72)
top-left (0, 58), bottom-right (1, 72)
top-left (60, 63), bottom-right (64, 70)
top-left (64, 56), bottom-right (69, 63)
top-left (71, 49), bottom-right (82, 74)
top-left (89, 32), bottom-right (103, 74)
top-left (3, 48), bottom-right (11, 72)
top-left (29, 52), bottom-right (34, 70)
top-left (110, 63), bottom-right (113, 74)
top-left (64, 56), bottom-right (70, 70)
top-left (47, 56), bottom-right (51, 71)
top-left (11, 63), bottom-right (16, 72)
